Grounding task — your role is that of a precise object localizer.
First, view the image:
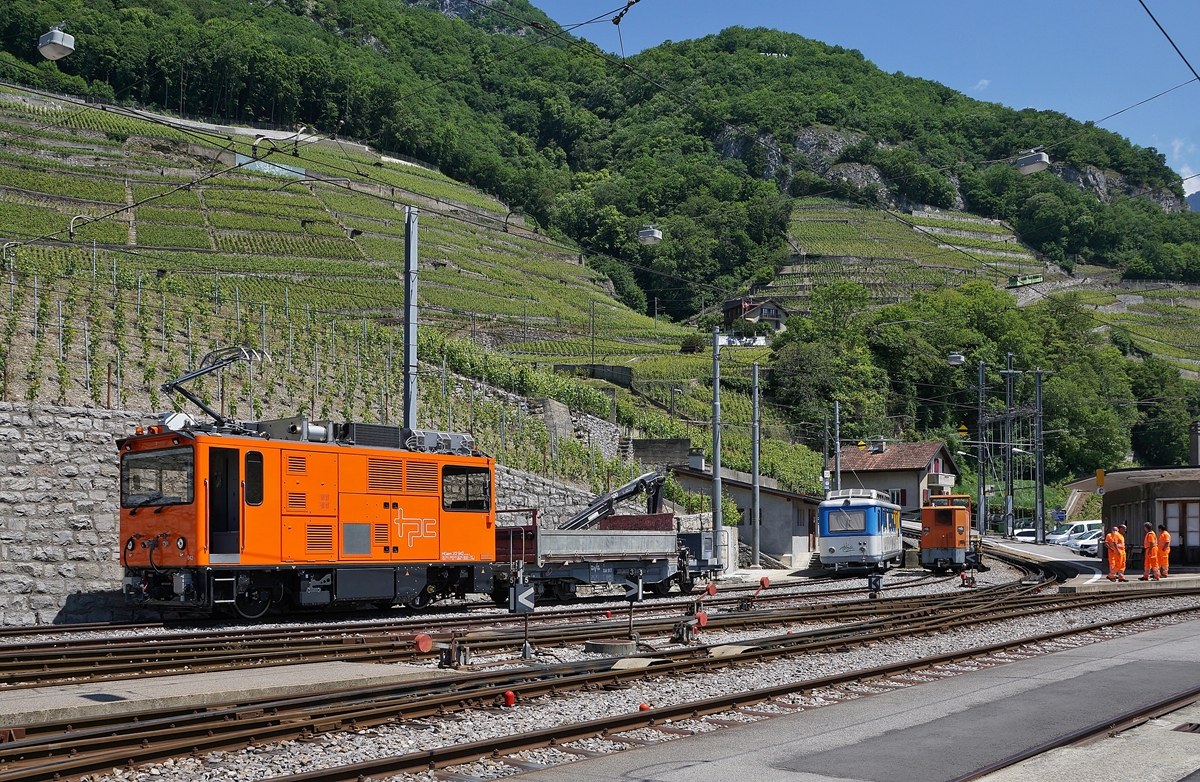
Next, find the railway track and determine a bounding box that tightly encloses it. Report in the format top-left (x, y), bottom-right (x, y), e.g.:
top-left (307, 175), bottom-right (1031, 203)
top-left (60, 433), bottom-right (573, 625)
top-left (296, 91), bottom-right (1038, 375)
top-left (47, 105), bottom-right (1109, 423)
top-left (0, 572), bottom-right (946, 645)
top-left (0, 575), bottom-right (958, 689)
top-left (0, 582), bottom-right (1194, 782)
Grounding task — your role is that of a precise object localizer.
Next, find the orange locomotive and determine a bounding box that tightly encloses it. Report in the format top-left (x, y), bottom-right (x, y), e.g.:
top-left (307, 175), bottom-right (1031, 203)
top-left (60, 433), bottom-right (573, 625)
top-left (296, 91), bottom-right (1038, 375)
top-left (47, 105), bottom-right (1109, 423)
top-left (920, 494), bottom-right (973, 573)
top-left (123, 348), bottom-right (496, 617)
top-left (121, 417), bottom-right (496, 617)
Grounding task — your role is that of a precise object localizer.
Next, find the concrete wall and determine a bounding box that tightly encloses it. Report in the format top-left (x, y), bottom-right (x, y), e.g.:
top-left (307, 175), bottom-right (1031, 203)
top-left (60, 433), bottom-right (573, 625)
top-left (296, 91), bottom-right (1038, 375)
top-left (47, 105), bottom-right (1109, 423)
top-left (0, 403), bottom-right (642, 625)
top-left (631, 438), bottom-right (691, 466)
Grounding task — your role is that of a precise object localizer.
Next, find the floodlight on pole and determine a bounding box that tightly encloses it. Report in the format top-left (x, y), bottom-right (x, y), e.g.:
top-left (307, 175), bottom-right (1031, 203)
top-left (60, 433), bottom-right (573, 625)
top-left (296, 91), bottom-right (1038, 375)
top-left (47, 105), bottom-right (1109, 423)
top-left (947, 352), bottom-right (966, 367)
top-left (38, 24), bottom-right (74, 61)
top-left (1015, 146), bottom-right (1050, 175)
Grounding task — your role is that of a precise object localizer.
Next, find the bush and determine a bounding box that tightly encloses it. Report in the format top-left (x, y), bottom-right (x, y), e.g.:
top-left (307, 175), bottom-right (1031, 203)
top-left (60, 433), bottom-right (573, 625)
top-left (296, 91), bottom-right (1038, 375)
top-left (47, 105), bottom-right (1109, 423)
top-left (680, 334), bottom-right (705, 353)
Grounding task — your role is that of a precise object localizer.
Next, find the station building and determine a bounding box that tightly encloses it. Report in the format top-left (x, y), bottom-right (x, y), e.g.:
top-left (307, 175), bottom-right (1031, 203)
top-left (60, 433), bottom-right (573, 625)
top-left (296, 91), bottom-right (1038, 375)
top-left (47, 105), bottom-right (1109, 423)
top-left (825, 440), bottom-right (960, 517)
top-left (1065, 422), bottom-right (1200, 566)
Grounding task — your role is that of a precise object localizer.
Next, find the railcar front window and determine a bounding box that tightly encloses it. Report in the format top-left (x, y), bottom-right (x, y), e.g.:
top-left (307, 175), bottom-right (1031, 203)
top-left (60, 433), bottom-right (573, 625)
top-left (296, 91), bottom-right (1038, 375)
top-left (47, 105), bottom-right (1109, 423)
top-left (121, 447), bottom-right (194, 508)
top-left (442, 465), bottom-right (491, 512)
top-left (827, 509), bottom-right (866, 533)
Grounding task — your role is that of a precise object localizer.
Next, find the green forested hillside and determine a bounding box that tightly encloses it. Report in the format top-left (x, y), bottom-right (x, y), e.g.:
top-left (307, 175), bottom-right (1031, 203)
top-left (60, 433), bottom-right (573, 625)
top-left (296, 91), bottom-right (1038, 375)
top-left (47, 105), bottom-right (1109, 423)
top-left (0, 1), bottom-right (1197, 481)
top-left (2, 1), bottom-right (1196, 317)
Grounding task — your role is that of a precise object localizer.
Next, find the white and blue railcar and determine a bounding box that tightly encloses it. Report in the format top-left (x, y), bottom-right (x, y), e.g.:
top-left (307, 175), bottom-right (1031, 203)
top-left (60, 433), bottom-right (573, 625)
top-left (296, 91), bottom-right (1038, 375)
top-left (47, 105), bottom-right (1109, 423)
top-left (818, 489), bottom-right (903, 572)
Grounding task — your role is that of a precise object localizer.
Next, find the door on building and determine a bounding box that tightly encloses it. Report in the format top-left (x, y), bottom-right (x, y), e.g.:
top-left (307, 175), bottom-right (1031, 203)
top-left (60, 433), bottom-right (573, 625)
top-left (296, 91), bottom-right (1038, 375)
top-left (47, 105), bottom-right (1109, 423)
top-left (208, 447), bottom-right (241, 560)
top-left (1164, 501), bottom-right (1200, 563)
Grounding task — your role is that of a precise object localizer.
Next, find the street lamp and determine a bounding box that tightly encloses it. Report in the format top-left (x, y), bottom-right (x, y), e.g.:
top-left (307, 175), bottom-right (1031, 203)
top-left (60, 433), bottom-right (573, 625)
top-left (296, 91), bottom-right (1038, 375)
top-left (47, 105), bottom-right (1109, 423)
top-left (38, 23), bottom-right (74, 61)
top-left (950, 353), bottom-right (987, 539)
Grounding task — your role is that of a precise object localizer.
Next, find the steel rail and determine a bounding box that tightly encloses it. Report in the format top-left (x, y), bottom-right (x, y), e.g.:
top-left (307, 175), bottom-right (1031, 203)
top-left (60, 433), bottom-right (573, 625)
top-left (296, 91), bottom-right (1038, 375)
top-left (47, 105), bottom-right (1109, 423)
top-left (0, 573), bottom-right (949, 653)
top-left (0, 583), bottom-right (1151, 691)
top-left (0, 590), bottom-right (1189, 781)
top-left (0, 582), bottom-right (1013, 689)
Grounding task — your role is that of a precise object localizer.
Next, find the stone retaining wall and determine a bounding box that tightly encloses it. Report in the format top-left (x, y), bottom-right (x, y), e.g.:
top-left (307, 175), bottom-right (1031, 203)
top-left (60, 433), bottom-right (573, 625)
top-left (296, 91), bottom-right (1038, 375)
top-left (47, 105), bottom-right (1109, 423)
top-left (0, 404), bottom-right (149, 626)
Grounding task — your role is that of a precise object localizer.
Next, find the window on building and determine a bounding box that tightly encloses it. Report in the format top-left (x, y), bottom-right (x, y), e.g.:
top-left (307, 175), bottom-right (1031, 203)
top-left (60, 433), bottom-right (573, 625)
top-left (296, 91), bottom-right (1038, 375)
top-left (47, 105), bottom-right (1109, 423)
top-left (1165, 501), bottom-right (1200, 547)
top-left (888, 489), bottom-right (907, 506)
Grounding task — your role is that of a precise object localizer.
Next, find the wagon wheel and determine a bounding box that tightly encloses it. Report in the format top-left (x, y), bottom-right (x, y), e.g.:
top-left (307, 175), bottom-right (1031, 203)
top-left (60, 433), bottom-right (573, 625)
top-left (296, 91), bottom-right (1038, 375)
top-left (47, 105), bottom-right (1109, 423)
top-left (549, 581), bottom-right (574, 602)
top-left (649, 580), bottom-right (672, 596)
top-left (408, 584), bottom-right (437, 610)
top-left (678, 577), bottom-right (696, 595)
top-left (234, 589), bottom-right (272, 620)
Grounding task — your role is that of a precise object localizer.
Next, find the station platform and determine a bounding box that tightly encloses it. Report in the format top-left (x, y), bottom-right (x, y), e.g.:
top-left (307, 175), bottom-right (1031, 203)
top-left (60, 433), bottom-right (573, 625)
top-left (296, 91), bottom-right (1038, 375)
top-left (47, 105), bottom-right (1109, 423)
top-left (518, 616), bottom-right (1200, 782)
top-left (0, 660), bottom-right (450, 729)
top-left (985, 538), bottom-right (1200, 594)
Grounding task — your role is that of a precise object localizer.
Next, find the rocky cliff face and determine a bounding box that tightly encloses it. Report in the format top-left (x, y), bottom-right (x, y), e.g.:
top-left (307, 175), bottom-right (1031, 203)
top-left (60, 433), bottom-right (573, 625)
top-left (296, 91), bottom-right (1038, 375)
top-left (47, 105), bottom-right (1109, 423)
top-left (400, 0), bottom-right (535, 35)
top-left (717, 125), bottom-right (1182, 215)
top-left (1051, 163), bottom-right (1184, 213)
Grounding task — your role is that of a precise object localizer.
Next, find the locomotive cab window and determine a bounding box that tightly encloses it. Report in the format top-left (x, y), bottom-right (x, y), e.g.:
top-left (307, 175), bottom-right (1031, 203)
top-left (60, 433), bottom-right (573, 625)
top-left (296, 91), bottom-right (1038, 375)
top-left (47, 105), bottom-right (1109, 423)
top-left (245, 452), bottom-right (263, 506)
top-left (827, 509), bottom-right (866, 533)
top-left (442, 465), bottom-right (491, 512)
top-left (121, 447), bottom-right (194, 508)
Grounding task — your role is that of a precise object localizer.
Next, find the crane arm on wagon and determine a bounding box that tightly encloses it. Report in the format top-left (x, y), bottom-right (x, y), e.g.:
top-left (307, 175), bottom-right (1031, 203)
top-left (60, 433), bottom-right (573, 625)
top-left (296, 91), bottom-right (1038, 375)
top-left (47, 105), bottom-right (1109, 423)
top-left (558, 471), bottom-right (665, 530)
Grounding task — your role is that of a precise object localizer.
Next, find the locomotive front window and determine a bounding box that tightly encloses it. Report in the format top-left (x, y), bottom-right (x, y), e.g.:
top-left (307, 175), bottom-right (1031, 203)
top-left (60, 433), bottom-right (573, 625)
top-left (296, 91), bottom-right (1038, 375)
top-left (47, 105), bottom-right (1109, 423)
top-left (121, 447), bottom-right (194, 508)
top-left (827, 509), bottom-right (866, 533)
top-left (442, 465), bottom-right (491, 512)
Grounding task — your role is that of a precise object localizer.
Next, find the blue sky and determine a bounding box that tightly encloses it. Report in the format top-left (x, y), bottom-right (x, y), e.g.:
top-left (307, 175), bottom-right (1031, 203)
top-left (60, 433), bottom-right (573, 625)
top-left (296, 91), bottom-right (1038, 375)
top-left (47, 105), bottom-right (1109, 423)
top-left (533, 0), bottom-right (1200, 194)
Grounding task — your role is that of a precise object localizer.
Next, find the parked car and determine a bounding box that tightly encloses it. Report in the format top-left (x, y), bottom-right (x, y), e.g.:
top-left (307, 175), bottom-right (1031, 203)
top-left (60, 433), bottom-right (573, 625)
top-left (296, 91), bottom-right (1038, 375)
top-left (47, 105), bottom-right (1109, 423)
top-left (1078, 535), bottom-right (1102, 558)
top-left (1067, 529), bottom-right (1103, 556)
top-left (1013, 528), bottom-right (1038, 542)
top-left (1046, 520), bottom-right (1103, 545)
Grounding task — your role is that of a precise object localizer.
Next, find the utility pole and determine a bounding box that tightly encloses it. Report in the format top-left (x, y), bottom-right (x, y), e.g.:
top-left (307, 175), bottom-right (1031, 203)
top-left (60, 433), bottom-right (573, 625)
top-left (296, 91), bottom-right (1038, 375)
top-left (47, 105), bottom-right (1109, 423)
top-left (402, 206), bottom-right (419, 429)
top-left (977, 360), bottom-right (986, 538)
top-left (823, 413), bottom-right (830, 493)
top-left (590, 300), bottom-right (595, 368)
top-left (711, 326), bottom-right (723, 571)
top-left (833, 399), bottom-right (842, 491)
top-left (1002, 352), bottom-right (1016, 537)
top-left (1034, 368), bottom-right (1046, 545)
top-left (654, 296), bottom-right (658, 329)
top-left (751, 362), bottom-right (760, 568)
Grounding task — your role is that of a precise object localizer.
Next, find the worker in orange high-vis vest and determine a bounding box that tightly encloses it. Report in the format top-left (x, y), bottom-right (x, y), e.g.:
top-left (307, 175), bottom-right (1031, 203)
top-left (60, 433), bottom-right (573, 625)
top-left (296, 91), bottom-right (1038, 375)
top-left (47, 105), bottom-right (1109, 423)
top-left (1116, 524), bottom-right (1128, 581)
top-left (1158, 524), bottom-right (1172, 578)
top-left (1106, 525), bottom-right (1127, 582)
top-left (1140, 522), bottom-right (1160, 581)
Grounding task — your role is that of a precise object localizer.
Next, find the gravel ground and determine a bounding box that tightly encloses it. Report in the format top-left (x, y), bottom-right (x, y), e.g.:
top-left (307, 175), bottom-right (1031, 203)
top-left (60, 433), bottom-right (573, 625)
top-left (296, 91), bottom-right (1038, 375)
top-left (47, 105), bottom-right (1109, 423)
top-left (77, 590), bottom-right (1200, 782)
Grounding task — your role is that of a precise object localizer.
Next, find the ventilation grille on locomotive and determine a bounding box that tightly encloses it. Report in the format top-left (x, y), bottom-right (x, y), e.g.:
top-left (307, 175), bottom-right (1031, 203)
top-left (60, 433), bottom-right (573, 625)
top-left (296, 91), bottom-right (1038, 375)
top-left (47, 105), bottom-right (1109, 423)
top-left (406, 461), bottom-right (438, 493)
top-left (287, 492), bottom-right (307, 510)
top-left (306, 524), bottom-right (333, 551)
top-left (367, 459), bottom-right (404, 491)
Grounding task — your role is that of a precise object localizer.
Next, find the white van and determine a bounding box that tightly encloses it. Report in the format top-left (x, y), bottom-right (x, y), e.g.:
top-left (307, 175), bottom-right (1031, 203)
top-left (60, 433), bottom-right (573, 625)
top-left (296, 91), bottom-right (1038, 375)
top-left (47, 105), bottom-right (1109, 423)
top-left (1046, 520), bottom-right (1103, 545)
